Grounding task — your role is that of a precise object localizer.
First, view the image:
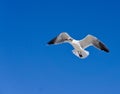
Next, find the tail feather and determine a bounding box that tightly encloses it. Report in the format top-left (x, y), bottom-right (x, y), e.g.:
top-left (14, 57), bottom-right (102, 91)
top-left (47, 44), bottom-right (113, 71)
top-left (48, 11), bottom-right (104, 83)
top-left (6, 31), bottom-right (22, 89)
top-left (72, 50), bottom-right (89, 59)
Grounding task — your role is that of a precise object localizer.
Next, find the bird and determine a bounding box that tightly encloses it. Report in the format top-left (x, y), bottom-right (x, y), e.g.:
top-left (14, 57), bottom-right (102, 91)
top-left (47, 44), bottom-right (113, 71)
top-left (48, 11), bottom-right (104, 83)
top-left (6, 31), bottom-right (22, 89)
top-left (47, 32), bottom-right (109, 59)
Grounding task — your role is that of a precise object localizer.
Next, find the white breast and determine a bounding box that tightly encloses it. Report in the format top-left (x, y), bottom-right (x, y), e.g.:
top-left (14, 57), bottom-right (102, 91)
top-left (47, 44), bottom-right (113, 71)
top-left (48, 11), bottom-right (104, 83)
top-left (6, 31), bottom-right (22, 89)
top-left (71, 40), bottom-right (82, 51)
top-left (69, 39), bottom-right (89, 58)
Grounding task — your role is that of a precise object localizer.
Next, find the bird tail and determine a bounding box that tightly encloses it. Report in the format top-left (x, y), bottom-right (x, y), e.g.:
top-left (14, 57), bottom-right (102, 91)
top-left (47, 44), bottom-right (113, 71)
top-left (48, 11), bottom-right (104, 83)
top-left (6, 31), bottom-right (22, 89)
top-left (72, 50), bottom-right (89, 59)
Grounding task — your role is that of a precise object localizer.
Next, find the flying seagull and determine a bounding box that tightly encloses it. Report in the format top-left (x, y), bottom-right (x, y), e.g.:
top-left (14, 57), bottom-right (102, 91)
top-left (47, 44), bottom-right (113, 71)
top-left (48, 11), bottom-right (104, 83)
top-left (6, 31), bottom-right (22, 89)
top-left (48, 32), bottom-right (109, 59)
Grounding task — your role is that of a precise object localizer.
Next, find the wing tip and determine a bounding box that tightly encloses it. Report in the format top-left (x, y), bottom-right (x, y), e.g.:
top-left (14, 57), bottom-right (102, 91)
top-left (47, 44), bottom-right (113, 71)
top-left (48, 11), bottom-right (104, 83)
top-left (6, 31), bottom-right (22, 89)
top-left (99, 42), bottom-right (110, 53)
top-left (47, 37), bottom-right (57, 45)
top-left (47, 41), bottom-right (53, 45)
top-left (103, 48), bottom-right (110, 53)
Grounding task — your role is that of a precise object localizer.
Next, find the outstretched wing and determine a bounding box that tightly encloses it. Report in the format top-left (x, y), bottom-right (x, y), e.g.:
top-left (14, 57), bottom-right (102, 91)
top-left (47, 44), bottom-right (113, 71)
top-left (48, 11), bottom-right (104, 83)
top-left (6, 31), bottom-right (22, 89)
top-left (79, 35), bottom-right (109, 52)
top-left (48, 32), bottom-right (71, 45)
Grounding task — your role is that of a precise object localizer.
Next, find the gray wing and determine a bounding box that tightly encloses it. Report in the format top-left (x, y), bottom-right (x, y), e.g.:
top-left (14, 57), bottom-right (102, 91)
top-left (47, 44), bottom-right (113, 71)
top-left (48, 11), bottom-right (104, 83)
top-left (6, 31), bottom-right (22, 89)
top-left (48, 32), bottom-right (71, 45)
top-left (79, 35), bottom-right (109, 52)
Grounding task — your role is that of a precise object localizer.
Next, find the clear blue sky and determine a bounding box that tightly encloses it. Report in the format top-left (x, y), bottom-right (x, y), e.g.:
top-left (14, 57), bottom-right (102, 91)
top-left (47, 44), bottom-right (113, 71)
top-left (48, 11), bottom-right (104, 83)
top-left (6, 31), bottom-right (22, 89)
top-left (0, 0), bottom-right (120, 94)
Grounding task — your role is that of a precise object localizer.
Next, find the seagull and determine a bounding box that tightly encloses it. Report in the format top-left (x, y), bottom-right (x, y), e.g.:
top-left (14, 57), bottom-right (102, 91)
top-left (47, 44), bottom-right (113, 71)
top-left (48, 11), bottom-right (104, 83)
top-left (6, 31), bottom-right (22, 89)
top-left (47, 32), bottom-right (109, 59)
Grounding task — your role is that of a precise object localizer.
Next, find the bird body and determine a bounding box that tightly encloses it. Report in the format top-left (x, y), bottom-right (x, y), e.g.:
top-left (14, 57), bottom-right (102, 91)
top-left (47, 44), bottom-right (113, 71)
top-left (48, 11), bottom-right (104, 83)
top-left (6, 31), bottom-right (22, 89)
top-left (68, 39), bottom-right (89, 58)
top-left (48, 32), bottom-right (109, 59)
top-left (69, 39), bottom-right (81, 50)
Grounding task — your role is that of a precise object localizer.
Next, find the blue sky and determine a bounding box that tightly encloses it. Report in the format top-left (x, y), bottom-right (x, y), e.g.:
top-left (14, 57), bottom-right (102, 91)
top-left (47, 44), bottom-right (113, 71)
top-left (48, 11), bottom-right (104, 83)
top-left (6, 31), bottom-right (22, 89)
top-left (0, 0), bottom-right (120, 94)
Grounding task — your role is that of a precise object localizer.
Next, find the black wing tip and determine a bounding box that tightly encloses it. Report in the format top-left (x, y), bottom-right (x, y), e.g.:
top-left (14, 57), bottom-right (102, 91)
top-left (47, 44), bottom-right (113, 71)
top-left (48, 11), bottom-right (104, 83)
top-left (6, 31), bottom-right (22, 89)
top-left (47, 41), bottom-right (54, 45)
top-left (47, 37), bottom-right (57, 45)
top-left (103, 48), bottom-right (110, 53)
top-left (99, 42), bottom-right (110, 53)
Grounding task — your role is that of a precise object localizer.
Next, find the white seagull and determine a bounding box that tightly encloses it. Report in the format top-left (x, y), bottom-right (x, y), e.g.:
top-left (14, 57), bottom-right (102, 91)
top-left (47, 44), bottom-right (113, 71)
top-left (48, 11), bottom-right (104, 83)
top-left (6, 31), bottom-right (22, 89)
top-left (48, 32), bottom-right (109, 59)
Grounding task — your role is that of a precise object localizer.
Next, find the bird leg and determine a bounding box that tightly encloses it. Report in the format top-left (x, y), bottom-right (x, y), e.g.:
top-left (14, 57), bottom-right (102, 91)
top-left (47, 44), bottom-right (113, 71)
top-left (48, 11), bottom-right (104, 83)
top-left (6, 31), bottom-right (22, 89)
top-left (78, 51), bottom-right (83, 57)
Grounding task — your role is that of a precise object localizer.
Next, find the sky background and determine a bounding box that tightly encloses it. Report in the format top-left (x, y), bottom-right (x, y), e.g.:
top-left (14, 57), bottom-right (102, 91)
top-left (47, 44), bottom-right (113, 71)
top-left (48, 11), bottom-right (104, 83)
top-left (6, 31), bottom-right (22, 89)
top-left (0, 0), bottom-right (120, 94)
